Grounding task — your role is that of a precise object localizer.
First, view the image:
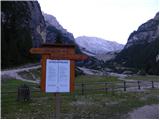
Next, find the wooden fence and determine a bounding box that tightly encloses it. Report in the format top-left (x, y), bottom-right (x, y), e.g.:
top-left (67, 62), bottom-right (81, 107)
top-left (1, 80), bottom-right (158, 96)
top-left (75, 80), bottom-right (157, 95)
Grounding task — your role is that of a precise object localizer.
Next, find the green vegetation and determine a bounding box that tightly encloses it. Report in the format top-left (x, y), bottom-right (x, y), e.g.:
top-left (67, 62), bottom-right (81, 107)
top-left (1, 75), bottom-right (159, 119)
top-left (75, 75), bottom-right (119, 83)
top-left (115, 38), bottom-right (159, 75)
top-left (1, 1), bottom-right (39, 69)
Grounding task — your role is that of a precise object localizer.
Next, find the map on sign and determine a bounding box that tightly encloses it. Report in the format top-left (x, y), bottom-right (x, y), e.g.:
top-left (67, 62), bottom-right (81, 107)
top-left (45, 59), bottom-right (70, 92)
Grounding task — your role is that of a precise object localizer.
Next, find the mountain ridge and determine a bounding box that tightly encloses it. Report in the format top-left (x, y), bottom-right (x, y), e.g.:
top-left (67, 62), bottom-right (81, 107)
top-left (114, 12), bottom-right (159, 75)
top-left (75, 36), bottom-right (124, 55)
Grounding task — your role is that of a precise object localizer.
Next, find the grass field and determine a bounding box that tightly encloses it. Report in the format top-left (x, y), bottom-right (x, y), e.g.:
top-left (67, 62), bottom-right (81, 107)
top-left (1, 75), bottom-right (159, 119)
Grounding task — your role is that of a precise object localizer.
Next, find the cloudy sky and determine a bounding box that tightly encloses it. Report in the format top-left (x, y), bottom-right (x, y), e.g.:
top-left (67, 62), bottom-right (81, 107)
top-left (38, 0), bottom-right (158, 44)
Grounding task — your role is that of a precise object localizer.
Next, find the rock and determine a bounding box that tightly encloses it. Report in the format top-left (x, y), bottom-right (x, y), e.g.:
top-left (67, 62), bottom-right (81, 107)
top-left (125, 12), bottom-right (159, 49)
top-left (123, 71), bottom-right (134, 75)
top-left (43, 12), bottom-right (76, 44)
top-left (43, 13), bottom-right (82, 54)
top-left (75, 36), bottom-right (124, 55)
top-left (27, 1), bottom-right (46, 47)
top-left (137, 70), bottom-right (146, 75)
top-left (43, 12), bottom-right (67, 33)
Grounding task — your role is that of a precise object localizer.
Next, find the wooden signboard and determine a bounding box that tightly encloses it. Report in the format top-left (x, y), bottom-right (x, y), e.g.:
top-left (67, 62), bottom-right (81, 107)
top-left (30, 44), bottom-right (88, 93)
top-left (45, 59), bottom-right (70, 92)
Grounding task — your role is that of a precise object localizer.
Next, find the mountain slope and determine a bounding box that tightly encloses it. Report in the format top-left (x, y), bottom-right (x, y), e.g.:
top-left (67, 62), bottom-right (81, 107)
top-left (43, 12), bottom-right (82, 54)
top-left (43, 12), bottom-right (67, 33)
top-left (75, 36), bottom-right (124, 55)
top-left (1, 1), bottom-right (46, 68)
top-left (115, 12), bottom-right (159, 75)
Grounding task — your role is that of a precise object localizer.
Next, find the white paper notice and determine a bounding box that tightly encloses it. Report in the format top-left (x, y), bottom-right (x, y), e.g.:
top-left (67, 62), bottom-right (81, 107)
top-left (45, 59), bottom-right (70, 93)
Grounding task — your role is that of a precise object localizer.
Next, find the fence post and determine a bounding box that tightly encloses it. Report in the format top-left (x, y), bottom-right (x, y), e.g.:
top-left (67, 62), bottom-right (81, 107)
top-left (105, 83), bottom-right (108, 94)
top-left (138, 81), bottom-right (141, 90)
top-left (151, 81), bottom-right (154, 88)
top-left (81, 83), bottom-right (84, 95)
top-left (124, 81), bottom-right (126, 91)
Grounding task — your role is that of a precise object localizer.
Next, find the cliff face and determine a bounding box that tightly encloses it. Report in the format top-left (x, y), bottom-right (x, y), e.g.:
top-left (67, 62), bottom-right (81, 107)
top-left (27, 1), bottom-right (46, 47)
top-left (43, 13), bottom-right (75, 45)
top-left (115, 12), bottom-right (159, 75)
top-left (43, 13), bottom-right (82, 54)
top-left (1, 1), bottom-right (46, 68)
top-left (125, 12), bottom-right (159, 49)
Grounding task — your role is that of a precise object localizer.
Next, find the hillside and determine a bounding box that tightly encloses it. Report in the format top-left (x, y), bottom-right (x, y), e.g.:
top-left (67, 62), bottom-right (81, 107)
top-left (1, 1), bottom-right (80, 69)
top-left (115, 12), bottom-right (159, 75)
top-left (1, 1), bottom-right (46, 68)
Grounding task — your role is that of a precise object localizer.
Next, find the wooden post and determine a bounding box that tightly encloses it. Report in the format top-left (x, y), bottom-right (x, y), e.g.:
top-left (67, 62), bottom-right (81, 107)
top-left (55, 93), bottom-right (61, 118)
top-left (124, 81), bottom-right (126, 91)
top-left (151, 81), bottom-right (154, 88)
top-left (138, 81), bottom-right (141, 90)
top-left (105, 83), bottom-right (108, 94)
top-left (81, 83), bottom-right (84, 95)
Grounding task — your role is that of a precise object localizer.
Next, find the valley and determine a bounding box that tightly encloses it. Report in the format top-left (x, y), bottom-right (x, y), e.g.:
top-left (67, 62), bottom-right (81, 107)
top-left (1, 1), bottom-right (159, 119)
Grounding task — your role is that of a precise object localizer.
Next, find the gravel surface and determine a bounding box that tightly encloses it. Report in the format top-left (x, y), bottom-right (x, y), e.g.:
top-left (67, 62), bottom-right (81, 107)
top-left (128, 104), bottom-right (159, 119)
top-left (1, 65), bottom-right (41, 83)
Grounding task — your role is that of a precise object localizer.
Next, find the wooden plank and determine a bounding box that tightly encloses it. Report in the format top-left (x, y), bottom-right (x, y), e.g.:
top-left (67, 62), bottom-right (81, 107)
top-left (41, 54), bottom-right (49, 92)
top-left (41, 43), bottom-right (75, 48)
top-left (30, 48), bottom-right (74, 55)
top-left (50, 54), bottom-right (88, 60)
top-left (30, 48), bottom-right (87, 60)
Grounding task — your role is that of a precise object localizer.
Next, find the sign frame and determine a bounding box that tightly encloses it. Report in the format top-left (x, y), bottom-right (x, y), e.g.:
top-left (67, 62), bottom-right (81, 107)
top-left (30, 44), bottom-right (88, 93)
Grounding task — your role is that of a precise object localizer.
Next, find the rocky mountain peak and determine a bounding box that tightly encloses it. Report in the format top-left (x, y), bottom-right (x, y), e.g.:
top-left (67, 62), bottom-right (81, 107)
top-left (154, 12), bottom-right (159, 21)
top-left (43, 12), bottom-right (67, 33)
top-left (43, 13), bottom-right (76, 45)
top-left (115, 12), bottom-right (159, 75)
top-left (76, 36), bottom-right (124, 56)
top-left (125, 12), bottom-right (159, 49)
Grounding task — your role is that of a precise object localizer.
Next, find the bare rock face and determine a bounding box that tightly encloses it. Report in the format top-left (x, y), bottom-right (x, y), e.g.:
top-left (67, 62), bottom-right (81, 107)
top-left (115, 12), bottom-right (159, 75)
top-left (43, 12), bottom-right (67, 33)
top-left (75, 36), bottom-right (124, 55)
top-left (43, 13), bottom-right (75, 45)
top-left (125, 13), bottom-right (159, 49)
top-left (27, 1), bottom-right (46, 47)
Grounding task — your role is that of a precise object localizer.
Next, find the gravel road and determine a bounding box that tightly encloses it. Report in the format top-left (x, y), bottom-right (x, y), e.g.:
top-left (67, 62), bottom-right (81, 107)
top-left (1, 65), bottom-right (41, 83)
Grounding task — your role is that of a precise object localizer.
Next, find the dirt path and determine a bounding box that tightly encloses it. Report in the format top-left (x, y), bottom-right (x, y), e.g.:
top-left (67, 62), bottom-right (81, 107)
top-left (127, 104), bottom-right (159, 119)
top-left (1, 65), bottom-right (41, 83)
